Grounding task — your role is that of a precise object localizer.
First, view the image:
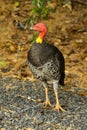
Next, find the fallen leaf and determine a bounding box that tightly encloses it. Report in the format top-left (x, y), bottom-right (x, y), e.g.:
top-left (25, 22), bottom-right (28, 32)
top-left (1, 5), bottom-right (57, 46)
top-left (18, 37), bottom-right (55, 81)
top-left (0, 61), bottom-right (7, 67)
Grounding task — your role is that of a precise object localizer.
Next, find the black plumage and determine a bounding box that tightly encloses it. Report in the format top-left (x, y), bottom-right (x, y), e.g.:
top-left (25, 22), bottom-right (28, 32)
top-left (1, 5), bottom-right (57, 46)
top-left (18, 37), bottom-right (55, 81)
top-left (28, 42), bottom-right (65, 85)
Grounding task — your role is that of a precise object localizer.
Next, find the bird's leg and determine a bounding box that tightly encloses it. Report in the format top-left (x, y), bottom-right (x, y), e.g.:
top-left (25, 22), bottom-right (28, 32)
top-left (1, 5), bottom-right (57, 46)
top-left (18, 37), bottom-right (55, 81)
top-left (42, 82), bottom-right (52, 107)
top-left (53, 81), bottom-right (65, 112)
top-left (44, 87), bottom-right (52, 107)
top-left (54, 91), bottom-right (65, 112)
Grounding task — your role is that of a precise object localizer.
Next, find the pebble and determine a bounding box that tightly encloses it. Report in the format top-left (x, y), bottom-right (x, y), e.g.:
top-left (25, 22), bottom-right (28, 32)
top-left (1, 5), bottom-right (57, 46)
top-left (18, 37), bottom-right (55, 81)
top-left (0, 77), bottom-right (87, 130)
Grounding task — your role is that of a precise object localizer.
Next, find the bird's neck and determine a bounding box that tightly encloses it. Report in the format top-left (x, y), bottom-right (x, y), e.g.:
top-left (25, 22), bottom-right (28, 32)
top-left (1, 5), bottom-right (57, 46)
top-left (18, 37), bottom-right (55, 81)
top-left (36, 31), bottom-right (46, 44)
top-left (36, 37), bottom-right (43, 44)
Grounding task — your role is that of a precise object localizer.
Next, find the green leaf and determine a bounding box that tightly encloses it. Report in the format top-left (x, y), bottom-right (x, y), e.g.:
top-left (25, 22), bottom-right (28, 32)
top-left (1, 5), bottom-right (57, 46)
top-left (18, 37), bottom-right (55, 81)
top-left (0, 61), bottom-right (7, 67)
top-left (14, 1), bottom-right (20, 7)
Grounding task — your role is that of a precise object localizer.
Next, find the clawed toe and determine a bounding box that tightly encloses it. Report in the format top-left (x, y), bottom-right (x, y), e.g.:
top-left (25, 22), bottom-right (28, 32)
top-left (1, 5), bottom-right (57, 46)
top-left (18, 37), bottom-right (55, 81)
top-left (54, 103), bottom-right (66, 112)
top-left (44, 100), bottom-right (52, 107)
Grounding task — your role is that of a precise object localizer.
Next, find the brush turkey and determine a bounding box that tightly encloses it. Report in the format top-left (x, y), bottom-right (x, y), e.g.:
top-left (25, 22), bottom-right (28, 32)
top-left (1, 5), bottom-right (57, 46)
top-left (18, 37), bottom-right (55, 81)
top-left (28, 23), bottom-right (65, 111)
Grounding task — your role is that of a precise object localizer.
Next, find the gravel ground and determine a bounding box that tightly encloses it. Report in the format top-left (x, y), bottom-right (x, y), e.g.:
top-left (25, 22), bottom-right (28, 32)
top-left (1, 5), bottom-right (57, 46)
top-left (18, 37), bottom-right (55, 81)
top-left (0, 76), bottom-right (87, 130)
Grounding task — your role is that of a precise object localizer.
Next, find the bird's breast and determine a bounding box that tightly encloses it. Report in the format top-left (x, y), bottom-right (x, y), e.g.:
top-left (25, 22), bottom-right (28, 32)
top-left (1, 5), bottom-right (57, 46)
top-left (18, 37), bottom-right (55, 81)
top-left (27, 43), bottom-right (57, 67)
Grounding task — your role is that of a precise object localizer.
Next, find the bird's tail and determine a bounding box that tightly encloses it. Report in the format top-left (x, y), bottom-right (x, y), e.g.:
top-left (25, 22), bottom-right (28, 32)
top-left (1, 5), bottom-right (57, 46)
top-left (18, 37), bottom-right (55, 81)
top-left (59, 73), bottom-right (65, 86)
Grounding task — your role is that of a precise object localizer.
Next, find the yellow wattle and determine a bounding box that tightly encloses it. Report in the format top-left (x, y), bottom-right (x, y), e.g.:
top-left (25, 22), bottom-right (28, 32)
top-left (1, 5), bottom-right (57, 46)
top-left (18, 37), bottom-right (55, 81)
top-left (36, 37), bottom-right (43, 44)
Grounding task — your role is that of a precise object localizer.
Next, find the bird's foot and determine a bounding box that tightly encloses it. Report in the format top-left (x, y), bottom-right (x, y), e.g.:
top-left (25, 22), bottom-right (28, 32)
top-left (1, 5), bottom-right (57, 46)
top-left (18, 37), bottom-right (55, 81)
top-left (28, 75), bottom-right (37, 82)
top-left (44, 99), bottom-right (52, 107)
top-left (54, 103), bottom-right (66, 112)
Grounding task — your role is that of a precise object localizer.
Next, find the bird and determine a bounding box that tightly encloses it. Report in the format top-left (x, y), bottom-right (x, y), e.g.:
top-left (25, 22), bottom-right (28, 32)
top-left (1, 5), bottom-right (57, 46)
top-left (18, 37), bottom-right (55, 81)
top-left (27, 23), bottom-right (65, 111)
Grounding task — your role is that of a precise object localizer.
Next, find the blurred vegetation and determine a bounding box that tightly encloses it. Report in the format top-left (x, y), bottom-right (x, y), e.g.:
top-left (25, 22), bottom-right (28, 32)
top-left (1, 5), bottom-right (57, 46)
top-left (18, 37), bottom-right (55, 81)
top-left (31, 0), bottom-right (51, 20)
top-left (24, 0), bottom-right (52, 26)
top-left (30, 0), bottom-right (72, 23)
top-left (19, 0), bottom-right (72, 27)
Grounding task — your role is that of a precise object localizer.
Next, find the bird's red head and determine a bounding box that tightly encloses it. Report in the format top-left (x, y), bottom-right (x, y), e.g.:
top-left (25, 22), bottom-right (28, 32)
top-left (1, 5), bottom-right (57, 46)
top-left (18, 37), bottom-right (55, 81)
top-left (31, 23), bottom-right (47, 43)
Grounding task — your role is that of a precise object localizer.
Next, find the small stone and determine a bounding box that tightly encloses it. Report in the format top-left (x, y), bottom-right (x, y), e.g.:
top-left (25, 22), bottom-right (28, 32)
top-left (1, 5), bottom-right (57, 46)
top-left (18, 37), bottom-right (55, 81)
top-left (47, 128), bottom-right (51, 130)
top-left (1, 128), bottom-right (6, 130)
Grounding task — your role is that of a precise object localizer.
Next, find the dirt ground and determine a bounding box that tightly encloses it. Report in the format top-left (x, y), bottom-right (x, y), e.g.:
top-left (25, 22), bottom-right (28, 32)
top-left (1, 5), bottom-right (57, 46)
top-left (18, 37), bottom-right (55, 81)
top-left (0, 0), bottom-right (87, 89)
